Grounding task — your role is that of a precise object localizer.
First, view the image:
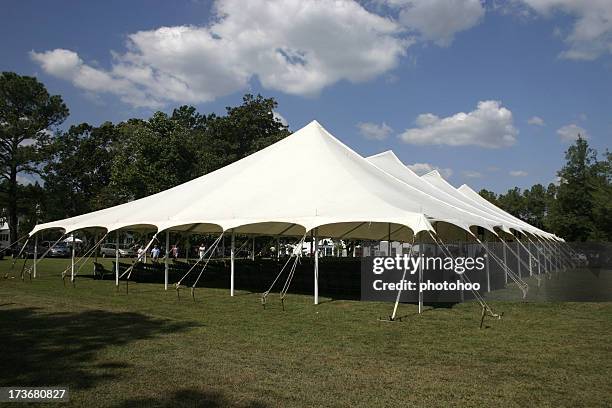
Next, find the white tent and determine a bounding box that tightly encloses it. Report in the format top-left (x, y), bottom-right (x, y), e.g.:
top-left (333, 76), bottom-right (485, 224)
top-left (32, 121), bottom-right (444, 240)
top-left (28, 121), bottom-right (562, 304)
top-left (366, 151), bottom-right (530, 238)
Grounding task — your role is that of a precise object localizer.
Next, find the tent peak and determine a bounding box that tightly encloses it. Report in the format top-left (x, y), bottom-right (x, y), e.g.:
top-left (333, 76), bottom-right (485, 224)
top-left (366, 150), bottom-right (399, 161)
top-left (423, 169), bottom-right (443, 179)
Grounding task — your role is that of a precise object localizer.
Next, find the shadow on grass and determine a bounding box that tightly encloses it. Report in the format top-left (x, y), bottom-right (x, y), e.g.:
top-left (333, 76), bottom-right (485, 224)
top-left (114, 388), bottom-right (268, 408)
top-left (0, 306), bottom-right (196, 390)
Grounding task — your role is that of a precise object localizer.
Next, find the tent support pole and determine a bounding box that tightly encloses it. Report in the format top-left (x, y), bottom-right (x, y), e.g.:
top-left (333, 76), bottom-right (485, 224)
top-left (230, 230), bottom-right (235, 296)
top-left (502, 241), bottom-right (508, 285)
top-left (387, 223), bottom-right (391, 256)
top-left (418, 234), bottom-right (423, 314)
top-left (517, 241), bottom-right (521, 278)
top-left (251, 236), bottom-right (255, 261)
top-left (33, 235), bottom-right (38, 279)
top-left (277, 236), bottom-right (280, 259)
top-left (94, 232), bottom-right (98, 263)
top-left (115, 231), bottom-right (119, 287)
top-left (485, 241), bottom-right (490, 292)
top-left (70, 233), bottom-right (75, 284)
top-left (164, 230), bottom-right (169, 291)
top-left (314, 228), bottom-right (319, 305)
top-left (528, 240), bottom-right (533, 276)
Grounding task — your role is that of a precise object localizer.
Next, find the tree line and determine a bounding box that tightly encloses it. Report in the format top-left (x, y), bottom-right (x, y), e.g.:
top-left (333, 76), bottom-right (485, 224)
top-left (0, 72), bottom-right (290, 243)
top-left (479, 137), bottom-right (611, 242)
top-left (0, 71), bottom-right (610, 244)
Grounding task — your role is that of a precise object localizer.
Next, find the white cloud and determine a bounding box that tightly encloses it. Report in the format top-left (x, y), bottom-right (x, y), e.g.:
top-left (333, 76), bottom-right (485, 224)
top-left (31, 0), bottom-right (412, 108)
top-left (556, 123), bottom-right (589, 142)
top-left (509, 170), bottom-right (528, 176)
top-left (16, 174), bottom-right (39, 186)
top-left (273, 111), bottom-right (288, 126)
top-left (407, 162), bottom-right (453, 178)
top-left (357, 121), bottom-right (393, 140)
top-left (399, 100), bottom-right (518, 148)
top-left (383, 0), bottom-right (485, 46)
top-left (519, 0), bottom-right (612, 60)
top-left (527, 115), bottom-right (545, 126)
top-left (461, 170), bottom-right (483, 178)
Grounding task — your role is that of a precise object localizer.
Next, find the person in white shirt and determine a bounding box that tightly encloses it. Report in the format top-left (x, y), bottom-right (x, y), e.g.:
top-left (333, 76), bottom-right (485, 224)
top-left (137, 246), bottom-right (145, 262)
top-left (151, 245), bottom-right (161, 263)
top-left (198, 243), bottom-right (206, 260)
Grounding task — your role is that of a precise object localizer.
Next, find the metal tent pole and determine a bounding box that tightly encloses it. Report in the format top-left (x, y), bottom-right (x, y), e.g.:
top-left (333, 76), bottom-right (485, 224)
top-left (387, 223), bottom-right (391, 256)
top-left (251, 236), bottom-right (255, 261)
top-left (314, 228), bottom-right (319, 305)
top-left (418, 234), bottom-right (423, 314)
top-left (115, 231), bottom-right (119, 287)
top-left (70, 234), bottom-right (75, 283)
top-left (485, 241), bottom-right (490, 292)
top-left (164, 230), bottom-right (169, 291)
top-left (230, 230), bottom-right (235, 296)
top-left (502, 241), bottom-right (508, 285)
top-left (33, 235), bottom-right (38, 278)
top-left (516, 241), bottom-right (521, 278)
top-left (528, 240), bottom-right (533, 276)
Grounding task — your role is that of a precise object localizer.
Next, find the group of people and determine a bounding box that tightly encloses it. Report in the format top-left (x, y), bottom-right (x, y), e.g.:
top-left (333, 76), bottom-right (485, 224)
top-left (134, 243), bottom-right (181, 263)
top-left (131, 241), bottom-right (211, 264)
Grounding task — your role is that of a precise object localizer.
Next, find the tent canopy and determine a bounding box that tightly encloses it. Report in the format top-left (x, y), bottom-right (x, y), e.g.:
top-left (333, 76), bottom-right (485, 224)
top-left (32, 121), bottom-right (437, 240)
top-left (31, 121), bottom-right (556, 242)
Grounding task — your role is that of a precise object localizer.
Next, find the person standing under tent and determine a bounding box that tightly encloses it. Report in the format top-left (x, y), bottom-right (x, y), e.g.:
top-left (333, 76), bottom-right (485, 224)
top-left (151, 245), bottom-right (160, 263)
top-left (198, 243), bottom-right (206, 260)
top-left (171, 244), bottom-right (179, 259)
top-left (137, 245), bottom-right (145, 262)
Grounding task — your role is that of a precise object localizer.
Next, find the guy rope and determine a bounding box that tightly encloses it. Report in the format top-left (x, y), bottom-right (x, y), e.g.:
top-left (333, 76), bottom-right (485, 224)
top-left (261, 233), bottom-right (307, 310)
top-left (174, 232), bottom-right (224, 300)
top-left (428, 231), bottom-right (503, 328)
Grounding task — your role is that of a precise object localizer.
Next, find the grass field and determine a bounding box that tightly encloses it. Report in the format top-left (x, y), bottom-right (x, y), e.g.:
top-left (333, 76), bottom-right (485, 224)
top-left (1, 258), bottom-right (611, 407)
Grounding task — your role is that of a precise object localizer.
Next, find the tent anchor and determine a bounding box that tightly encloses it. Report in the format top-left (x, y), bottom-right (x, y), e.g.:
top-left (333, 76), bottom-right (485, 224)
top-left (378, 315), bottom-right (403, 323)
top-left (479, 305), bottom-right (503, 329)
top-left (191, 287), bottom-right (196, 302)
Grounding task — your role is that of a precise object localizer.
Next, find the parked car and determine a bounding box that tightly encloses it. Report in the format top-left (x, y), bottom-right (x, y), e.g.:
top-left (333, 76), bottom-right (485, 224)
top-left (48, 243), bottom-right (71, 258)
top-left (100, 244), bottom-right (135, 258)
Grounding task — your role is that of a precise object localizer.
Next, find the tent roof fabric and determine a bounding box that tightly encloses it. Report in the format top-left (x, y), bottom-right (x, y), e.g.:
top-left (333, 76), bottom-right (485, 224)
top-left (367, 151), bottom-right (553, 239)
top-left (457, 184), bottom-right (561, 241)
top-left (31, 121), bottom-right (557, 241)
top-left (31, 121), bottom-right (435, 240)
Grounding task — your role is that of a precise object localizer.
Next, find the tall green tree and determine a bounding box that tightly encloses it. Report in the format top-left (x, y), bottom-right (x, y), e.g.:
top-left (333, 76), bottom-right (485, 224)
top-left (0, 72), bottom-right (68, 243)
top-left (201, 94), bottom-right (290, 174)
top-left (521, 184), bottom-right (548, 229)
top-left (42, 122), bottom-right (117, 219)
top-left (109, 109), bottom-right (204, 202)
top-left (497, 187), bottom-right (525, 220)
top-left (478, 189), bottom-right (498, 205)
top-left (547, 136), bottom-right (600, 241)
top-left (590, 150), bottom-right (612, 241)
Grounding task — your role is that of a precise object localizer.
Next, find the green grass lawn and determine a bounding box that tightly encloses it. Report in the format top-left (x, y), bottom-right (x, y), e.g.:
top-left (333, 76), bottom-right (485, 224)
top-left (1, 258), bottom-right (611, 407)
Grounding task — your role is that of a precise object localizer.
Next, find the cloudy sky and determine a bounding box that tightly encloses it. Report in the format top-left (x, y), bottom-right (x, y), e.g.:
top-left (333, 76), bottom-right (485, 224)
top-left (2, 0), bottom-right (611, 192)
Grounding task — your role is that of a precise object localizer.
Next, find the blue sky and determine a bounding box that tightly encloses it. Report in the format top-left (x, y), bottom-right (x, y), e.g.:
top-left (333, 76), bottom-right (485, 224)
top-left (2, 0), bottom-right (610, 193)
